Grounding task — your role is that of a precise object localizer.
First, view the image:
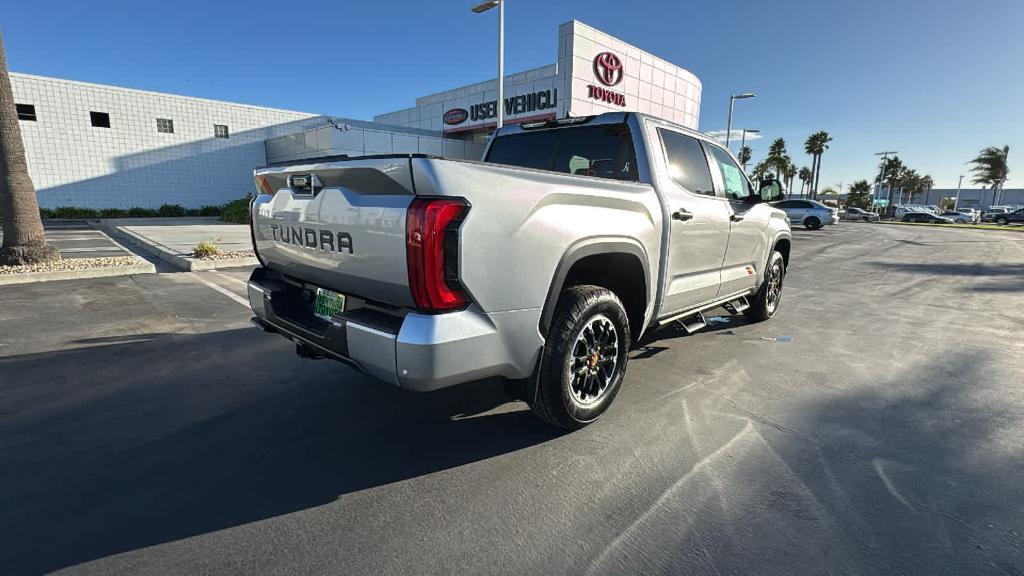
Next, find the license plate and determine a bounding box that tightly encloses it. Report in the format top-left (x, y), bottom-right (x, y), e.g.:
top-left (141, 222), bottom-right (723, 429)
top-left (313, 287), bottom-right (346, 321)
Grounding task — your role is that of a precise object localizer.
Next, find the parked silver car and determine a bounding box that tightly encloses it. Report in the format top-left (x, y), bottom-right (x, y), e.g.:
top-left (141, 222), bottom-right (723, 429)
top-left (770, 199), bottom-right (836, 229)
top-left (842, 207), bottom-right (879, 222)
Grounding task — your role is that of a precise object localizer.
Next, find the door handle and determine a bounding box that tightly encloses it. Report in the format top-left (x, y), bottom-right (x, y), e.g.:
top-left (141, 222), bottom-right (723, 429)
top-left (730, 213), bottom-right (744, 222)
top-left (672, 209), bottom-right (693, 221)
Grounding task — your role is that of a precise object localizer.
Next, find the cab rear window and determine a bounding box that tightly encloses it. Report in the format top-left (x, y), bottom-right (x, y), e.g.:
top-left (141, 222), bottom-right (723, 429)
top-left (486, 124), bottom-right (639, 182)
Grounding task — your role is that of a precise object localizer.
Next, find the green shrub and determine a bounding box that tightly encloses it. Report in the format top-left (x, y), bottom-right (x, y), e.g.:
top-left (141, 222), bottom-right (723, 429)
top-left (157, 204), bottom-right (186, 217)
top-left (100, 208), bottom-right (130, 218)
top-left (192, 240), bottom-right (222, 258)
top-left (53, 206), bottom-right (100, 219)
top-left (197, 205), bottom-right (222, 217)
top-left (220, 194), bottom-right (253, 224)
top-left (39, 207), bottom-right (56, 219)
top-left (127, 207), bottom-right (159, 218)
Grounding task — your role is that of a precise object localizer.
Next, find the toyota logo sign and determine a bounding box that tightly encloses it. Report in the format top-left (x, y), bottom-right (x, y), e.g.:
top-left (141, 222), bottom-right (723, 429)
top-left (593, 52), bottom-right (623, 87)
top-left (443, 108), bottom-right (469, 125)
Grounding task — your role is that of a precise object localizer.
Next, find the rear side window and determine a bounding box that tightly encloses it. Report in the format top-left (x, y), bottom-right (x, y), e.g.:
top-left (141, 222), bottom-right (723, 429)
top-left (486, 124), bottom-right (638, 182)
top-left (659, 128), bottom-right (714, 196)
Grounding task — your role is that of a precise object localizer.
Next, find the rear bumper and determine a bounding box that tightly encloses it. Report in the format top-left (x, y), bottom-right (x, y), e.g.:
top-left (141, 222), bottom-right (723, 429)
top-left (247, 267), bottom-right (543, 391)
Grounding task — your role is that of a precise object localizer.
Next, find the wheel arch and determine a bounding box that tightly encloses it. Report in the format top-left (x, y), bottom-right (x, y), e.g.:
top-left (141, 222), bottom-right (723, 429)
top-left (540, 238), bottom-right (651, 341)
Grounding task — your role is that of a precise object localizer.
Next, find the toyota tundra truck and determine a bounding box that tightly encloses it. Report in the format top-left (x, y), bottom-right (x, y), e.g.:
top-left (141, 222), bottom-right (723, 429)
top-left (247, 112), bottom-right (791, 429)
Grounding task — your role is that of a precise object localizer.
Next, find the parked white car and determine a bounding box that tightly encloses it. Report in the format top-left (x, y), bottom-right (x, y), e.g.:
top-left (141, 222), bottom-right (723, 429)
top-left (939, 211), bottom-right (972, 223)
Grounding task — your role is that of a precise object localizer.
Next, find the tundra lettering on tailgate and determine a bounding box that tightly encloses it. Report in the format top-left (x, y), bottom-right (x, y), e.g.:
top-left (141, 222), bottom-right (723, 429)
top-left (269, 223), bottom-right (353, 254)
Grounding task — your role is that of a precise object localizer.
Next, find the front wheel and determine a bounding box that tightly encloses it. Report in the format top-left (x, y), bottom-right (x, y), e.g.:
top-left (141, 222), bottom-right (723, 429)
top-left (804, 216), bottom-right (822, 230)
top-left (996, 217), bottom-right (1009, 225)
top-left (531, 285), bottom-right (630, 430)
top-left (745, 251), bottom-right (786, 322)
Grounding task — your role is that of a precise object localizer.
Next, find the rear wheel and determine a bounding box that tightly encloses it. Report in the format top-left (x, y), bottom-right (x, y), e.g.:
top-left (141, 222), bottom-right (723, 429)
top-left (745, 251), bottom-right (786, 322)
top-left (996, 217), bottom-right (1009, 225)
top-left (531, 285), bottom-right (630, 430)
top-left (804, 216), bottom-right (821, 230)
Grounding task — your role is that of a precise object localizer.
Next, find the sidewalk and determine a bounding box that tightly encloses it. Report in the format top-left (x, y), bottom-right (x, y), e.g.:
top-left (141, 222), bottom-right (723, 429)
top-left (0, 220), bottom-right (155, 285)
top-left (97, 217), bottom-right (258, 271)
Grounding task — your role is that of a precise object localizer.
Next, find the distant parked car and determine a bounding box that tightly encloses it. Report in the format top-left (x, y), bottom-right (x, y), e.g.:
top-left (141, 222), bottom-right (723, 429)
top-left (992, 208), bottom-right (1024, 225)
top-left (771, 199), bottom-right (836, 229)
top-left (981, 207), bottom-right (1011, 223)
top-left (902, 212), bottom-right (953, 224)
top-left (955, 208), bottom-right (981, 222)
top-left (939, 211), bottom-right (972, 223)
top-left (842, 207), bottom-right (879, 222)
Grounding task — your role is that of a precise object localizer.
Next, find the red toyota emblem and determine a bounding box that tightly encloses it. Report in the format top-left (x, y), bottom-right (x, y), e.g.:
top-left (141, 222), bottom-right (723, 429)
top-left (593, 52), bottom-right (623, 87)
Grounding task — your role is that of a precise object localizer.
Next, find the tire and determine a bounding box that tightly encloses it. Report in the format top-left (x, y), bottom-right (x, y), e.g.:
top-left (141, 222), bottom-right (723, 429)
top-left (531, 285), bottom-right (630, 430)
top-left (996, 217), bottom-right (1008, 226)
top-left (745, 251), bottom-right (786, 322)
top-left (804, 216), bottom-right (821, 230)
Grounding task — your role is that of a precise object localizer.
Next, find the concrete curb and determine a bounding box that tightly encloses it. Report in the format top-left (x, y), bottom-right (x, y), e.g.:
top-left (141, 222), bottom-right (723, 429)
top-left (95, 220), bottom-right (257, 271)
top-left (876, 221), bottom-right (1024, 232)
top-left (0, 261), bottom-right (156, 286)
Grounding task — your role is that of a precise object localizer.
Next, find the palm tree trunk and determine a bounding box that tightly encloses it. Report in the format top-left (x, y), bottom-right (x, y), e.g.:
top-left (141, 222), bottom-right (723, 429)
top-left (812, 154), bottom-right (823, 199)
top-left (0, 31), bottom-right (58, 265)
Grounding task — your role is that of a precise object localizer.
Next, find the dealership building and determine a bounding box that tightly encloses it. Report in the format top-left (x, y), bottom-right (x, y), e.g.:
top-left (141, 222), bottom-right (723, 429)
top-left (11, 20), bottom-right (702, 209)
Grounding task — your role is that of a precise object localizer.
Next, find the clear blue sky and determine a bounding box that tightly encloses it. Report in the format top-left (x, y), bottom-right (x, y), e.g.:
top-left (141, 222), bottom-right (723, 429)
top-left (4, 0), bottom-right (1022, 190)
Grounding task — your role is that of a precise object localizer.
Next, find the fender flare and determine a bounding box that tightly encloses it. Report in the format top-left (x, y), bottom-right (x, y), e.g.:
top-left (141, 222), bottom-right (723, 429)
top-left (538, 237), bottom-right (651, 335)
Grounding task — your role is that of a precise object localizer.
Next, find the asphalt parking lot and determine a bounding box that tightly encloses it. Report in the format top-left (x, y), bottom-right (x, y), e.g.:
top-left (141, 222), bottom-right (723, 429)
top-left (1, 223), bottom-right (1022, 575)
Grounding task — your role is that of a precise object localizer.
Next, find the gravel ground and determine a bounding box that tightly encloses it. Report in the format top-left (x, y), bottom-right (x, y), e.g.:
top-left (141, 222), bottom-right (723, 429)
top-left (0, 255), bottom-right (138, 275)
top-left (192, 250), bottom-right (255, 260)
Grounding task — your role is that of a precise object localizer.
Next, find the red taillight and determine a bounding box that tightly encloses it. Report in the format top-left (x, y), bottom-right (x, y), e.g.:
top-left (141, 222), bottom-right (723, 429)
top-left (406, 197), bottom-right (470, 312)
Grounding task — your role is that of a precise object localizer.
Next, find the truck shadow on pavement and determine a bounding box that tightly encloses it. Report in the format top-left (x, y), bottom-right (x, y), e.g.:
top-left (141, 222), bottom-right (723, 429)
top-left (0, 328), bottom-right (559, 575)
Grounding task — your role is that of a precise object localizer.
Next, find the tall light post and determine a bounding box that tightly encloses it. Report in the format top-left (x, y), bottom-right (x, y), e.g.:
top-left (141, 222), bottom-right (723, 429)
top-left (725, 93), bottom-right (755, 150)
top-left (472, 0), bottom-right (504, 130)
top-left (739, 128), bottom-right (759, 170)
top-left (874, 150), bottom-right (897, 215)
top-left (954, 175), bottom-right (964, 211)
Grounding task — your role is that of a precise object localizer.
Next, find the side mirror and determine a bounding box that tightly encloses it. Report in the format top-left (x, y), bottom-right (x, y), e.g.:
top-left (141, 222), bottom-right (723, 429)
top-left (758, 179), bottom-right (784, 203)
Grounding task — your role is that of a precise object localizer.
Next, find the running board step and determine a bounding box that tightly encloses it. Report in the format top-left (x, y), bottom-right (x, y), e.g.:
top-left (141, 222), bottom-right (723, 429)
top-left (675, 311), bottom-right (707, 334)
top-left (721, 296), bottom-right (750, 315)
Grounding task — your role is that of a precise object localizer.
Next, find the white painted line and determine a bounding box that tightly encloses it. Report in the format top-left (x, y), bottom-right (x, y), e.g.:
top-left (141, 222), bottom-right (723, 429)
top-left (210, 270), bottom-right (249, 288)
top-left (190, 272), bottom-right (251, 307)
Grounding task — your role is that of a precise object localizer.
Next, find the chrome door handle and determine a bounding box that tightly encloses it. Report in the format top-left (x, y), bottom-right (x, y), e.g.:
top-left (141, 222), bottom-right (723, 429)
top-left (672, 209), bottom-right (693, 221)
top-left (730, 213), bottom-right (743, 222)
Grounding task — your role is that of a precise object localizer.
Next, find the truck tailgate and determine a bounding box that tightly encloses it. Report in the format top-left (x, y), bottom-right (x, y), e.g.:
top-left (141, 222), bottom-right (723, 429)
top-left (252, 156), bottom-right (417, 307)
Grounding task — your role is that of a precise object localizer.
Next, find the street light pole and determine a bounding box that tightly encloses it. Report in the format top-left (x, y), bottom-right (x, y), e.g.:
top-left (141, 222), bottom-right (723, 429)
top-left (954, 175), bottom-right (964, 211)
top-left (472, 0), bottom-right (504, 129)
top-left (725, 93), bottom-right (755, 150)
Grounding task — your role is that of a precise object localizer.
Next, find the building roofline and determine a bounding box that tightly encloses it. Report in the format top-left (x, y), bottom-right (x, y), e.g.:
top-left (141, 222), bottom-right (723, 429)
top-left (10, 72), bottom-right (322, 117)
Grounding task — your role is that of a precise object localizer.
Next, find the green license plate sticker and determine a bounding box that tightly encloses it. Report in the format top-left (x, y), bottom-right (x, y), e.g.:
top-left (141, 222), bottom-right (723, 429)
top-left (314, 287), bottom-right (345, 321)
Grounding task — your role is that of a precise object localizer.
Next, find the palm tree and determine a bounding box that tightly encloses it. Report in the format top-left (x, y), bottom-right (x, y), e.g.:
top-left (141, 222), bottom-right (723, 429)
top-left (846, 179), bottom-right (872, 209)
top-left (0, 32), bottom-right (58, 266)
top-left (738, 146), bottom-right (752, 170)
top-left (784, 161), bottom-right (797, 196)
top-left (798, 166), bottom-right (812, 197)
top-left (804, 131), bottom-right (832, 198)
top-left (969, 145), bottom-right (1010, 204)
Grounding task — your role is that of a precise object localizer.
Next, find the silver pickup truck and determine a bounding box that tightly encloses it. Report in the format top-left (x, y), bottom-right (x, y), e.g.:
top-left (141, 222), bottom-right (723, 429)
top-left (247, 112), bottom-right (791, 429)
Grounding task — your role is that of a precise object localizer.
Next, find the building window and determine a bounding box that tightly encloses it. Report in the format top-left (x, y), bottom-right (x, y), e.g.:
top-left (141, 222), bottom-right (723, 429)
top-left (214, 124), bottom-right (229, 139)
top-left (90, 111), bottom-right (111, 128)
top-left (156, 118), bottom-right (175, 134)
top-left (16, 104), bottom-right (37, 121)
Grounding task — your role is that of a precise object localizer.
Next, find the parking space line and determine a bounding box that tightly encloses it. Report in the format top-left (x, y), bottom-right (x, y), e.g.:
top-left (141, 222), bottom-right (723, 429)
top-left (210, 270), bottom-right (250, 289)
top-left (190, 272), bottom-right (250, 307)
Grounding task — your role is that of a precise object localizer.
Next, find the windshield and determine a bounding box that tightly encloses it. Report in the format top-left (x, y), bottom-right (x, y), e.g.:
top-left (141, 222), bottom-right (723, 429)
top-left (485, 124), bottom-right (639, 182)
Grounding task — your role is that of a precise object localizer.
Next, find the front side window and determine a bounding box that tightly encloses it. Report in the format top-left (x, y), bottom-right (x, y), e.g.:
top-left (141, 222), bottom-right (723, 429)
top-left (707, 144), bottom-right (754, 200)
top-left (658, 128), bottom-right (714, 196)
top-left (485, 124), bottom-right (638, 182)
top-left (214, 124), bottom-right (229, 139)
top-left (157, 118), bottom-right (175, 134)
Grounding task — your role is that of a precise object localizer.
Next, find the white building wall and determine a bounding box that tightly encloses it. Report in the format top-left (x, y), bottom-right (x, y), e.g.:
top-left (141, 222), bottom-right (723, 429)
top-left (11, 73), bottom-right (324, 208)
